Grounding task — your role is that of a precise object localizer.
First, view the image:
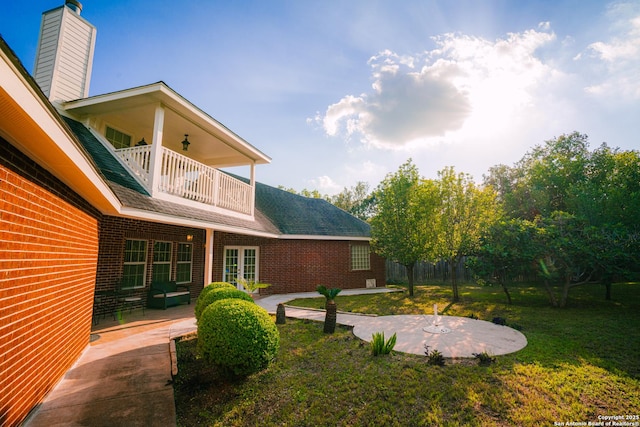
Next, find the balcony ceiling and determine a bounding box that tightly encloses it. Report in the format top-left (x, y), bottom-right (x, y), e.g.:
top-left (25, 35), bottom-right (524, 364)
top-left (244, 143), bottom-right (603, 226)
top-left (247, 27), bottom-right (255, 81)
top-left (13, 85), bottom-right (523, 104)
top-left (62, 82), bottom-right (271, 168)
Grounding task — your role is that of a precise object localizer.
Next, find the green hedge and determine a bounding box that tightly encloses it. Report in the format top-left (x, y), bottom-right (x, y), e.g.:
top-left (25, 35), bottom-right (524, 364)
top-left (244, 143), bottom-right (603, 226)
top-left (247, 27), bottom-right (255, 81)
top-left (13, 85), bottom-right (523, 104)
top-left (199, 282), bottom-right (236, 300)
top-left (198, 299), bottom-right (279, 376)
top-left (195, 286), bottom-right (253, 322)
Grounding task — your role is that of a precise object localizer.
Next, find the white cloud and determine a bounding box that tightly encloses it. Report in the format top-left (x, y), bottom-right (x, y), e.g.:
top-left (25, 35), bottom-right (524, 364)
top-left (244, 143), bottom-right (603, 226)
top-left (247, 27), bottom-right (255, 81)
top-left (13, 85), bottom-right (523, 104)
top-left (308, 175), bottom-right (342, 194)
top-left (584, 5), bottom-right (640, 100)
top-left (315, 25), bottom-right (559, 149)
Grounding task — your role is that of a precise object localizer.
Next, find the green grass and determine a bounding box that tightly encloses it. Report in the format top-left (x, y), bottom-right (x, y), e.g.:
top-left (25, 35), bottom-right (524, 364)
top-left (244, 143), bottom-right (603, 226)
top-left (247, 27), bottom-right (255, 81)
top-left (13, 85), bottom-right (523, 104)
top-left (174, 282), bottom-right (640, 426)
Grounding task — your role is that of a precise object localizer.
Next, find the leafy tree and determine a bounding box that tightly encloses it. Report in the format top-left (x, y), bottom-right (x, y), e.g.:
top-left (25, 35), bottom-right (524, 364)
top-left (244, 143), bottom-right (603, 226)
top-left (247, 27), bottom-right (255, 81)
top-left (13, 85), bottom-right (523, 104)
top-left (482, 133), bottom-right (640, 304)
top-left (370, 160), bottom-right (437, 297)
top-left (469, 218), bottom-right (539, 304)
top-left (484, 132), bottom-right (590, 219)
top-left (568, 144), bottom-right (640, 229)
top-left (278, 182), bottom-right (375, 221)
top-left (434, 167), bottom-right (501, 302)
top-left (278, 186), bottom-right (327, 199)
top-left (329, 181), bottom-right (375, 221)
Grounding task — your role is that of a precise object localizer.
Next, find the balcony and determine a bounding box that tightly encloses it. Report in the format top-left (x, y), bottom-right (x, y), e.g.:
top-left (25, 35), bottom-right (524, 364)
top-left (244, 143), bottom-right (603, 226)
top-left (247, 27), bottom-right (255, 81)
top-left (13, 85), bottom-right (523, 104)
top-left (116, 145), bottom-right (253, 215)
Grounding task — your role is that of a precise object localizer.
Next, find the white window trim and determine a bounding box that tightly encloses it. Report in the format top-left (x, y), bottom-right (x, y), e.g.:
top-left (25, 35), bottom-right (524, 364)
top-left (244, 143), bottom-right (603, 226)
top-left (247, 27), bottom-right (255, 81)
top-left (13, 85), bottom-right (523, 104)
top-left (122, 239), bottom-right (147, 289)
top-left (222, 246), bottom-right (260, 285)
top-left (351, 244), bottom-right (371, 271)
top-left (105, 124), bottom-right (132, 149)
top-left (152, 241), bottom-right (173, 282)
top-left (176, 242), bottom-right (193, 284)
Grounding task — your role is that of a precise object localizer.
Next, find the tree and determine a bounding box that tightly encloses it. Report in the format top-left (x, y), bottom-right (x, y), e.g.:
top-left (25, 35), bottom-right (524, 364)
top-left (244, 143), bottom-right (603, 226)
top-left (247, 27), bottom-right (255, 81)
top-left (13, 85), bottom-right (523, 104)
top-left (317, 285), bottom-right (341, 333)
top-left (483, 135), bottom-right (640, 303)
top-left (434, 167), bottom-right (501, 302)
top-left (329, 181), bottom-right (375, 221)
top-left (278, 186), bottom-right (326, 199)
top-left (278, 182), bottom-right (375, 221)
top-left (370, 160), bottom-right (438, 297)
top-left (568, 144), bottom-right (640, 230)
top-left (533, 213), bottom-right (638, 306)
top-left (484, 132), bottom-right (591, 220)
top-left (469, 218), bottom-right (539, 304)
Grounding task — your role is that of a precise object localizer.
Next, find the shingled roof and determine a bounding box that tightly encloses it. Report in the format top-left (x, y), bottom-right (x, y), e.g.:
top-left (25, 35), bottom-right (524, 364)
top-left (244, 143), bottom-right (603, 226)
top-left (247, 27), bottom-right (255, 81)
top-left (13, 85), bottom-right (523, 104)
top-left (63, 116), bottom-right (370, 239)
top-left (62, 117), bottom-right (149, 196)
top-left (253, 180), bottom-right (370, 237)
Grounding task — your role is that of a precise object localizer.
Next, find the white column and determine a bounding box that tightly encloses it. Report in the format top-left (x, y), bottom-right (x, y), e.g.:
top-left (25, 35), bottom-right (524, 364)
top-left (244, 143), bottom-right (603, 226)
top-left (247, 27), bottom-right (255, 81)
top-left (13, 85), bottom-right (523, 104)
top-left (204, 228), bottom-right (215, 286)
top-left (148, 104), bottom-right (165, 197)
top-left (249, 161), bottom-right (256, 216)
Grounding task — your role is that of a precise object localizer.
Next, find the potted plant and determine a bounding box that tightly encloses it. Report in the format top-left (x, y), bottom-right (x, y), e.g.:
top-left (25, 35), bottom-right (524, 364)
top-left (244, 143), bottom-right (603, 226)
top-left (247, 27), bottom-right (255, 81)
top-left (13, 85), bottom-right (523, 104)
top-left (317, 285), bottom-right (341, 333)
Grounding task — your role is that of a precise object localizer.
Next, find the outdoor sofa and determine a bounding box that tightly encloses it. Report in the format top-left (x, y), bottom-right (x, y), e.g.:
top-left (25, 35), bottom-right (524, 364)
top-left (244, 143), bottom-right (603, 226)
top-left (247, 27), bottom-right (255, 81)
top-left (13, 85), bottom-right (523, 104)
top-left (147, 281), bottom-right (191, 309)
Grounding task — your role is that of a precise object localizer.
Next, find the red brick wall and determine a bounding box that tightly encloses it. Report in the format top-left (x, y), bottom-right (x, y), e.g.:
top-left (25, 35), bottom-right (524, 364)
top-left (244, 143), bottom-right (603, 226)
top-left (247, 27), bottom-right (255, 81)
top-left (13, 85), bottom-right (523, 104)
top-left (0, 137), bottom-right (101, 427)
top-left (96, 217), bottom-right (206, 307)
top-left (213, 232), bottom-right (386, 294)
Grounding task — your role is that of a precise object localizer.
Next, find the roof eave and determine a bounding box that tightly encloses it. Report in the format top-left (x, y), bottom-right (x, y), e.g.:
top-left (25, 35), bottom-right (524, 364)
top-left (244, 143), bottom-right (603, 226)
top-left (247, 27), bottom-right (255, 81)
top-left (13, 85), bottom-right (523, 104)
top-left (62, 82), bottom-right (271, 164)
top-left (0, 37), bottom-right (121, 215)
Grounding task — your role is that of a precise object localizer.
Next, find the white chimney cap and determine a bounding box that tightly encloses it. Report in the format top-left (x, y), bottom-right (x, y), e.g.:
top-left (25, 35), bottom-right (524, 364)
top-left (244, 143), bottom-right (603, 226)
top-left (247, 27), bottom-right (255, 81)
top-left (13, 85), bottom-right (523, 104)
top-left (65, 0), bottom-right (83, 14)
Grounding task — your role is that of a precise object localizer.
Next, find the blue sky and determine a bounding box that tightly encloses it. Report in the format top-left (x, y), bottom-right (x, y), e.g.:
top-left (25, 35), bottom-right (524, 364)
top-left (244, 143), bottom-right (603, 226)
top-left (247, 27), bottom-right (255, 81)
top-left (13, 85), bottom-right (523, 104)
top-left (2, 1), bottom-right (639, 194)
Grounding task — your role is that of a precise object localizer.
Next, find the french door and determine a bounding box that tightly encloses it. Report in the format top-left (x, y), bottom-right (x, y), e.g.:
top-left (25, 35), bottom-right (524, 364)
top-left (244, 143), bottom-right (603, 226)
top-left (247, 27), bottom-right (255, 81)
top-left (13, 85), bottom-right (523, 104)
top-left (223, 246), bottom-right (258, 289)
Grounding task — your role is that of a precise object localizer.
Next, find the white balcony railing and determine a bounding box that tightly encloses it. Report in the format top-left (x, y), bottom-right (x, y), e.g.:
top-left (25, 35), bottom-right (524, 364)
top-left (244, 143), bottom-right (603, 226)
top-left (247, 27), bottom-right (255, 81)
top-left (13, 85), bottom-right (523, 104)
top-left (116, 145), bottom-right (253, 215)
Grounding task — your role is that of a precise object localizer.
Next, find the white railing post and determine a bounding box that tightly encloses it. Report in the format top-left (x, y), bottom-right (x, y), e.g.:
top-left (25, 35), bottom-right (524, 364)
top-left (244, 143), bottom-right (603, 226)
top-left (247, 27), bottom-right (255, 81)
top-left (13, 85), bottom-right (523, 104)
top-left (148, 104), bottom-right (165, 197)
top-left (249, 162), bottom-right (256, 216)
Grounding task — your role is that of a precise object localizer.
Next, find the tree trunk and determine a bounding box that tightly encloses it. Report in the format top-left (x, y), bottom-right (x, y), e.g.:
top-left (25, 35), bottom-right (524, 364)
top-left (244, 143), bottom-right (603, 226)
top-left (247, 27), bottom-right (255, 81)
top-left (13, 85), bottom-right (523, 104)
top-left (324, 300), bottom-right (337, 333)
top-left (543, 279), bottom-right (559, 307)
top-left (499, 276), bottom-right (512, 305)
top-left (560, 281), bottom-right (570, 308)
top-left (450, 258), bottom-right (459, 302)
top-left (406, 263), bottom-right (415, 297)
top-left (603, 279), bottom-right (612, 301)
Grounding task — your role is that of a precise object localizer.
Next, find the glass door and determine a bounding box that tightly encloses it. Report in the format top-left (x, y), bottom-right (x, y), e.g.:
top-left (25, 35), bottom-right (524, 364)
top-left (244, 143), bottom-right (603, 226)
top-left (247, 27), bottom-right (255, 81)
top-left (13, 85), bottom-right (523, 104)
top-left (223, 247), bottom-right (259, 291)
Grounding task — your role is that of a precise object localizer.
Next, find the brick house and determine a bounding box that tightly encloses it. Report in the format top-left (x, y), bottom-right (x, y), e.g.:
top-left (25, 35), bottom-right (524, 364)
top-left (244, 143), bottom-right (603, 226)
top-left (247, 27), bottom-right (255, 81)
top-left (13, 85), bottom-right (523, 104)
top-left (0, 2), bottom-right (384, 424)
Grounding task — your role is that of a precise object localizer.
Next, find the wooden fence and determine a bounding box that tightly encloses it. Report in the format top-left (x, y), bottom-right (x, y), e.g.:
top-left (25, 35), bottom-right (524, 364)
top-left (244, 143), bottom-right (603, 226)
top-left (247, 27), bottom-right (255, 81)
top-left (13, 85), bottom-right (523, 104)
top-left (385, 258), bottom-right (474, 284)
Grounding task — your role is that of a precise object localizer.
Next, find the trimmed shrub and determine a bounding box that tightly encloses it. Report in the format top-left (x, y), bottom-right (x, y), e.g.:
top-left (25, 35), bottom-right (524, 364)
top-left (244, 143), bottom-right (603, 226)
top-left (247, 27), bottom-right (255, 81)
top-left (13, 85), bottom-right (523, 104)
top-left (200, 282), bottom-right (236, 300)
top-left (198, 299), bottom-right (279, 376)
top-left (195, 286), bottom-right (253, 322)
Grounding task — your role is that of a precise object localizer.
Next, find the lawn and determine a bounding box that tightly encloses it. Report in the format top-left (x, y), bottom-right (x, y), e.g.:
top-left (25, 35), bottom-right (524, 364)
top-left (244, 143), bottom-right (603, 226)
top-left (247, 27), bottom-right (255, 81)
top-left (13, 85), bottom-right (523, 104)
top-left (174, 282), bottom-right (640, 426)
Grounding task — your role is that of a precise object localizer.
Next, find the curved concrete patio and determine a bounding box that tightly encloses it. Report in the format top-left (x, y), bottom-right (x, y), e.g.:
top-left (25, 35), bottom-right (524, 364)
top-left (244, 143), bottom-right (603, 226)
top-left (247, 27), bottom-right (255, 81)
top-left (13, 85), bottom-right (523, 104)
top-left (350, 314), bottom-right (527, 358)
top-left (257, 289), bottom-right (527, 358)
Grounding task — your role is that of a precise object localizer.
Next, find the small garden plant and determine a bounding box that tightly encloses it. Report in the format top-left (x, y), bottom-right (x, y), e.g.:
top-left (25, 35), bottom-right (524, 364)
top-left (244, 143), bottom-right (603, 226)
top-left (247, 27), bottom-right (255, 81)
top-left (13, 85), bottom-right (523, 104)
top-left (473, 351), bottom-right (496, 366)
top-left (492, 316), bottom-right (507, 325)
top-left (236, 277), bottom-right (271, 294)
top-left (424, 345), bottom-right (445, 366)
top-left (370, 331), bottom-right (397, 356)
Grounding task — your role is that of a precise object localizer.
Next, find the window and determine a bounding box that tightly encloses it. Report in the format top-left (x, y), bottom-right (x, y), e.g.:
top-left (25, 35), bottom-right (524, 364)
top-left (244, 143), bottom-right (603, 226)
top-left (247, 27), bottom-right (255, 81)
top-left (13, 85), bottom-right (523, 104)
top-left (351, 244), bottom-right (371, 271)
top-left (223, 246), bottom-right (259, 287)
top-left (105, 126), bottom-right (131, 149)
top-left (176, 243), bottom-right (192, 284)
top-left (122, 239), bottom-right (147, 288)
top-left (152, 241), bottom-right (172, 282)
